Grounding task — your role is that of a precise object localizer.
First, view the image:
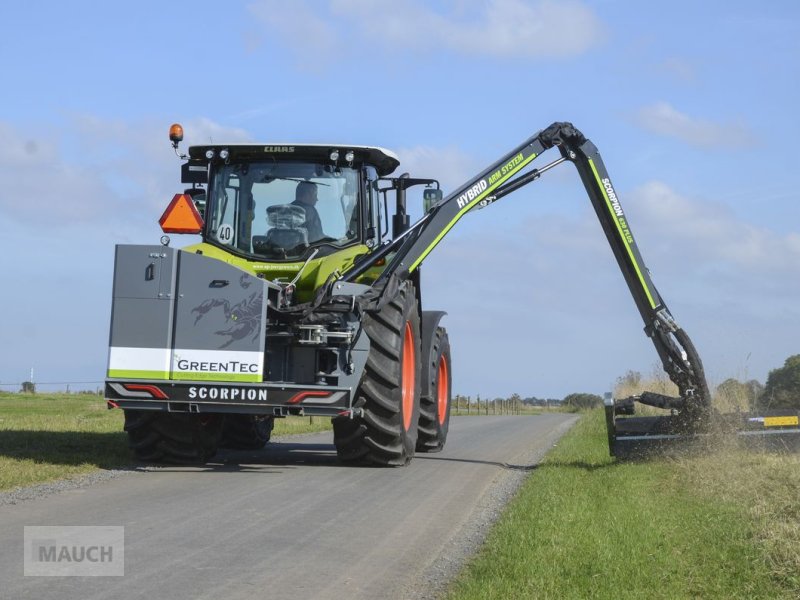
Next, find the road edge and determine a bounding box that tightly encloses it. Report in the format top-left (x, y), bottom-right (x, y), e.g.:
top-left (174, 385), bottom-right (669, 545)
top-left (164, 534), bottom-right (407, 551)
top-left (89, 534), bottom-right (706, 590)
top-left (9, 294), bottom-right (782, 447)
top-left (404, 413), bottom-right (580, 600)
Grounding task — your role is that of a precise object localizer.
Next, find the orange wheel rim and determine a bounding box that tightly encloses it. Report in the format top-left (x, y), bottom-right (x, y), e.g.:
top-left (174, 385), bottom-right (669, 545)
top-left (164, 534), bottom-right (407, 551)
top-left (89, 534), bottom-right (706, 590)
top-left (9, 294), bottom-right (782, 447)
top-left (437, 356), bottom-right (448, 425)
top-left (401, 322), bottom-right (415, 431)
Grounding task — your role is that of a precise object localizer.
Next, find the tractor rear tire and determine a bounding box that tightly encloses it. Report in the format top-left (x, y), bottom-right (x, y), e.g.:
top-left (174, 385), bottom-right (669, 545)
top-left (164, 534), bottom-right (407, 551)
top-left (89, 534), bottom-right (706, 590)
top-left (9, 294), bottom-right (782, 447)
top-left (332, 281), bottom-right (421, 466)
top-left (416, 327), bottom-right (452, 452)
top-left (220, 415), bottom-right (274, 450)
top-left (124, 410), bottom-right (222, 464)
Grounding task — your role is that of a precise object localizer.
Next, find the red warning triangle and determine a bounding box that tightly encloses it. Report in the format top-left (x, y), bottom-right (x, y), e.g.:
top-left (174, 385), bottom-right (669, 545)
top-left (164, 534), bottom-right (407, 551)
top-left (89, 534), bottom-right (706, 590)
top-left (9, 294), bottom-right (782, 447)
top-left (159, 193), bottom-right (204, 234)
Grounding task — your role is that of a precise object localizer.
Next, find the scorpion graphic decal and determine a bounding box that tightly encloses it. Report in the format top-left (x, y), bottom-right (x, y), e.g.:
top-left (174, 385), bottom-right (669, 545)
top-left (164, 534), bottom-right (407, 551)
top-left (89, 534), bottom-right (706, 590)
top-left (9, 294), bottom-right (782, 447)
top-left (191, 278), bottom-right (263, 349)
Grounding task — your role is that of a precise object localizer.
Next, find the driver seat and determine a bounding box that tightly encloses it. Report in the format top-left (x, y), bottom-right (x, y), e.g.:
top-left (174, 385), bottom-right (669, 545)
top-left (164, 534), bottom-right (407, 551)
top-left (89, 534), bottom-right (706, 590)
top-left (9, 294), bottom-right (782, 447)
top-left (261, 204), bottom-right (309, 250)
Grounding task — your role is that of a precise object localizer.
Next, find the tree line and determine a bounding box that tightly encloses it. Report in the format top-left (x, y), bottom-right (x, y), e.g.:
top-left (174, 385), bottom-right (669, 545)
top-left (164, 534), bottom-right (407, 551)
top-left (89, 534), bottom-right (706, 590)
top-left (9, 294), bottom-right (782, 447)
top-left (451, 392), bottom-right (605, 413)
top-left (717, 354), bottom-right (800, 410)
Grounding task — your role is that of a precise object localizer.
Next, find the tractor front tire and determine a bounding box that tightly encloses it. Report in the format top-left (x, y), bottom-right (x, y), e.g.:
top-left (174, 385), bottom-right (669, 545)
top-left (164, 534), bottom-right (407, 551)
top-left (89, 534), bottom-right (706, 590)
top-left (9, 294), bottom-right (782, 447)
top-left (333, 281), bottom-right (421, 466)
top-left (124, 410), bottom-right (222, 464)
top-left (220, 415), bottom-right (274, 450)
top-left (416, 327), bottom-right (452, 452)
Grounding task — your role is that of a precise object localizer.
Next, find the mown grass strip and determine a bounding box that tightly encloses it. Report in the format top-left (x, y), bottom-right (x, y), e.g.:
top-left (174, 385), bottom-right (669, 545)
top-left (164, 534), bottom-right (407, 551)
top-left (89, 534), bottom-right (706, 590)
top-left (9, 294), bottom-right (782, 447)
top-left (0, 392), bottom-right (332, 491)
top-left (448, 410), bottom-right (796, 599)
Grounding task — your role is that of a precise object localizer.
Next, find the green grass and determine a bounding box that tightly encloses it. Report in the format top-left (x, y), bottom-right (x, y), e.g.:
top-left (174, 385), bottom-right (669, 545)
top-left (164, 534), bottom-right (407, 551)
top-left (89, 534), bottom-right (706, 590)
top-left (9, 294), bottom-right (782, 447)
top-left (0, 392), bottom-right (128, 491)
top-left (448, 410), bottom-right (798, 599)
top-left (0, 392), bottom-right (332, 492)
top-left (272, 415), bottom-right (332, 436)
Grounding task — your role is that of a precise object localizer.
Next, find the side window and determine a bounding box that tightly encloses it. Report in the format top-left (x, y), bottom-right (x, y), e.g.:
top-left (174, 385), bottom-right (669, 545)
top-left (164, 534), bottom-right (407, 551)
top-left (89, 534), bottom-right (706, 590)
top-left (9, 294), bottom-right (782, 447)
top-left (211, 175), bottom-right (240, 248)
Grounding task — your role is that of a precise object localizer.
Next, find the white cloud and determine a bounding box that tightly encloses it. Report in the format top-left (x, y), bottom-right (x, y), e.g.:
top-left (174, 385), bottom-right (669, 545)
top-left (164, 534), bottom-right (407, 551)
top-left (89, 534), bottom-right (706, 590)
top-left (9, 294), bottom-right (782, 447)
top-left (0, 117), bottom-right (250, 229)
top-left (0, 121), bottom-right (119, 225)
top-left (631, 181), bottom-right (800, 273)
top-left (248, 0), bottom-right (606, 63)
top-left (634, 102), bottom-right (757, 148)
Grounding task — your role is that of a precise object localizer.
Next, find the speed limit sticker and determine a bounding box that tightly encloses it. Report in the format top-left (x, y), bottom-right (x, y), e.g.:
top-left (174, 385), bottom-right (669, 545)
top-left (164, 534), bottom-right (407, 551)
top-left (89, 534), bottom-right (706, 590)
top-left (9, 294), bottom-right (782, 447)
top-left (217, 224), bottom-right (233, 244)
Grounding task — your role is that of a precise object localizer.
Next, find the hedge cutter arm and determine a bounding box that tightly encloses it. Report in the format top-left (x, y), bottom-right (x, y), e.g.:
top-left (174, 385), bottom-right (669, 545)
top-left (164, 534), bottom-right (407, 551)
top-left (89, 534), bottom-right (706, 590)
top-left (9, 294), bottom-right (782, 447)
top-left (343, 122), bottom-right (711, 425)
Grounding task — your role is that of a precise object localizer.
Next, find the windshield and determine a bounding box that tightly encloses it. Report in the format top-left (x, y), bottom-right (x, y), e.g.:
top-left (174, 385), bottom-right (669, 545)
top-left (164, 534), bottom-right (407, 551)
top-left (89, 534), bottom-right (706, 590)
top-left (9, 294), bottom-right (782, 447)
top-left (208, 161), bottom-right (360, 260)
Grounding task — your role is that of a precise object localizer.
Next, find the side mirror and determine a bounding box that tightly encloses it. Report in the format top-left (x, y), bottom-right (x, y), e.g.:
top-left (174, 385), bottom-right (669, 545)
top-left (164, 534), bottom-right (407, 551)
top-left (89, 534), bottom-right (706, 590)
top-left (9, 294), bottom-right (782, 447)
top-left (423, 188), bottom-right (443, 213)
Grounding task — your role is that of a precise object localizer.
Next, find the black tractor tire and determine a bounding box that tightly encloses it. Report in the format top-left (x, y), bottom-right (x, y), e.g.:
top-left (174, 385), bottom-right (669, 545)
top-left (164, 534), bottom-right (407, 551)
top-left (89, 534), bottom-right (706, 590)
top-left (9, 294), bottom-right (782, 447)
top-left (416, 327), bottom-right (452, 453)
top-left (123, 410), bottom-right (222, 464)
top-left (332, 281), bottom-right (421, 466)
top-left (220, 415), bottom-right (274, 450)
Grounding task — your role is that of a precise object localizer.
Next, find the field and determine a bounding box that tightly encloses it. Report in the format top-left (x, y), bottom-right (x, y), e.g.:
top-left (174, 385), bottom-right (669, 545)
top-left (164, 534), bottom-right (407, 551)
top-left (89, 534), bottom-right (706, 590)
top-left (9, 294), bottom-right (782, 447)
top-left (448, 409), bottom-right (800, 599)
top-left (0, 392), bottom-right (332, 491)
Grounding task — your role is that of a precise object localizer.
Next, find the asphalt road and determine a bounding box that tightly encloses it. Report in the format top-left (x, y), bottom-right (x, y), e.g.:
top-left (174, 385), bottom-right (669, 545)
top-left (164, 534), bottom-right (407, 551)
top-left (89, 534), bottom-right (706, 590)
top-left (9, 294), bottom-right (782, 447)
top-left (0, 413), bottom-right (577, 600)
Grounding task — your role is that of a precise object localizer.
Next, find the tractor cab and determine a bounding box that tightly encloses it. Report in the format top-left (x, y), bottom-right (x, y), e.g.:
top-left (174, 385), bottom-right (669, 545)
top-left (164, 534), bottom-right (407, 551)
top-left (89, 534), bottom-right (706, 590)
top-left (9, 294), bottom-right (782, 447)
top-left (163, 125), bottom-right (440, 299)
top-left (179, 144), bottom-right (401, 263)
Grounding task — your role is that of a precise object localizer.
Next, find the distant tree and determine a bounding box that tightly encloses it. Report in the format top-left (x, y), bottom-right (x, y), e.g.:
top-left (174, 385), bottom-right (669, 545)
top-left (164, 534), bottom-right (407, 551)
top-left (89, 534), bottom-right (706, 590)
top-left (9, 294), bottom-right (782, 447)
top-left (20, 381), bottom-right (35, 393)
top-left (563, 393), bottom-right (603, 410)
top-left (762, 355), bottom-right (800, 409)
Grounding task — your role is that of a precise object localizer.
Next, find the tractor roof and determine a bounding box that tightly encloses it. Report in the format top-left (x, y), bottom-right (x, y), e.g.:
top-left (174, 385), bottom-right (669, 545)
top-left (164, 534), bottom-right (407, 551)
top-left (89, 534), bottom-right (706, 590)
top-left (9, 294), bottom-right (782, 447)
top-left (188, 144), bottom-right (400, 176)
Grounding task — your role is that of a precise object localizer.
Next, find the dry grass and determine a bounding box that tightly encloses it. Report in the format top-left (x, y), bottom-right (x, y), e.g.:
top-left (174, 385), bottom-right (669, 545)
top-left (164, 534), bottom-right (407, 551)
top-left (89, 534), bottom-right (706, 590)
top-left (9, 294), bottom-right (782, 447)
top-left (674, 448), bottom-right (800, 591)
top-left (678, 380), bottom-right (800, 591)
top-left (614, 365), bottom-right (679, 399)
top-left (612, 373), bottom-right (800, 592)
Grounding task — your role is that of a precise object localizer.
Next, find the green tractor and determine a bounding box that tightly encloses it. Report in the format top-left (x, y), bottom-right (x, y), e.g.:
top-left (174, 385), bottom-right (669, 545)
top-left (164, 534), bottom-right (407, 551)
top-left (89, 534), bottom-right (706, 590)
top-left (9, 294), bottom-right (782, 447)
top-left (107, 124), bottom-right (450, 465)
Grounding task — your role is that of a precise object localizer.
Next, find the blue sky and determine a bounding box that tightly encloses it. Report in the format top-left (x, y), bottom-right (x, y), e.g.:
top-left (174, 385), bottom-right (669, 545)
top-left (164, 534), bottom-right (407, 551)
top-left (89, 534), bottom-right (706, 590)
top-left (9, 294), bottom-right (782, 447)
top-left (1, 1), bottom-right (798, 398)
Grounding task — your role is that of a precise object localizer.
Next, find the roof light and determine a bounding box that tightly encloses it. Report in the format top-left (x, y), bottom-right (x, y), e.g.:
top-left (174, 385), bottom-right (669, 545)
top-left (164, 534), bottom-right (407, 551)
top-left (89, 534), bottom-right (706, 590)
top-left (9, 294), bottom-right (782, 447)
top-left (329, 149), bottom-right (339, 161)
top-left (168, 123), bottom-right (184, 146)
top-left (345, 150), bottom-right (355, 163)
top-left (219, 148), bottom-right (230, 160)
top-left (159, 193), bottom-right (204, 234)
top-left (205, 149), bottom-right (216, 160)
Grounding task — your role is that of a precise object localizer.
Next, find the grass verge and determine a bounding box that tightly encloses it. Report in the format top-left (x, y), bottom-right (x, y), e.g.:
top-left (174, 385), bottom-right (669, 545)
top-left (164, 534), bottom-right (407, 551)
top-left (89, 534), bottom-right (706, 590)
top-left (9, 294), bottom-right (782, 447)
top-left (0, 392), bottom-right (332, 492)
top-left (447, 409), bottom-right (799, 599)
top-left (0, 392), bottom-right (128, 491)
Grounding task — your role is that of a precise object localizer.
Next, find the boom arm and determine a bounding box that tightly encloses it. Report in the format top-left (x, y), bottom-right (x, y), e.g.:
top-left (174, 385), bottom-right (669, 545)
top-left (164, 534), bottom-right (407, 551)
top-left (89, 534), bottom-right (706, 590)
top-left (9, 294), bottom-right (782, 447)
top-left (343, 122), bottom-right (710, 419)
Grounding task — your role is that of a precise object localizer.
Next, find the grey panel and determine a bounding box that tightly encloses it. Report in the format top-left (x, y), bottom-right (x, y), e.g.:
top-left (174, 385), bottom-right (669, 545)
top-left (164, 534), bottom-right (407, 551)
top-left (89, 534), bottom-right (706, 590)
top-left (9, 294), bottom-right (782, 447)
top-left (110, 245), bottom-right (175, 351)
top-left (173, 251), bottom-right (267, 353)
top-left (109, 297), bottom-right (174, 349)
top-left (113, 245), bottom-right (176, 300)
